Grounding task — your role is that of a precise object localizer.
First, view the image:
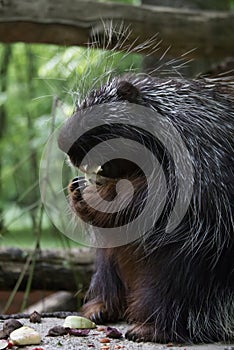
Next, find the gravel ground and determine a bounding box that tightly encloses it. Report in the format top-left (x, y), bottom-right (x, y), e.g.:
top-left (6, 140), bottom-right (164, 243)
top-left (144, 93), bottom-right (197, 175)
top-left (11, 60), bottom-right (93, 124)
top-left (1, 317), bottom-right (233, 350)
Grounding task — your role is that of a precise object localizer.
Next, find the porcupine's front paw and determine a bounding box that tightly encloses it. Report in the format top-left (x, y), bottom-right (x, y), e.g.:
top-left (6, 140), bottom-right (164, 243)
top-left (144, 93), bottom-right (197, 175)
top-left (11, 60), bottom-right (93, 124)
top-left (82, 300), bottom-right (121, 324)
top-left (68, 177), bottom-right (99, 223)
top-left (125, 323), bottom-right (175, 343)
top-left (68, 176), bottom-right (87, 203)
top-left (126, 322), bottom-right (188, 343)
top-left (69, 176), bottom-right (118, 226)
top-left (125, 324), bottom-right (157, 342)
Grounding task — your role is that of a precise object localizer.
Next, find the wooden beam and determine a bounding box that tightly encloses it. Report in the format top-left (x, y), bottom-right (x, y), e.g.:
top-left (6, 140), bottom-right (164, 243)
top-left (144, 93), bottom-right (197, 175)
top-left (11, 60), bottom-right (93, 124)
top-left (0, 0), bottom-right (233, 59)
top-left (0, 248), bottom-right (94, 291)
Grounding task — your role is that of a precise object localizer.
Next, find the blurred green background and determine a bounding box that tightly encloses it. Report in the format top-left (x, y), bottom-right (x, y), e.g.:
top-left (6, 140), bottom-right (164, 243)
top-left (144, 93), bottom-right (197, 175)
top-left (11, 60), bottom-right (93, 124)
top-left (0, 43), bottom-right (142, 251)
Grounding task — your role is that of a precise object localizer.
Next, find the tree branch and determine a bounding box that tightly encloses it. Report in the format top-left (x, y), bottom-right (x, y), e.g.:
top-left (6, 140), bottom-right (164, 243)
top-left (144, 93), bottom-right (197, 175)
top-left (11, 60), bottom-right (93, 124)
top-left (0, 0), bottom-right (233, 58)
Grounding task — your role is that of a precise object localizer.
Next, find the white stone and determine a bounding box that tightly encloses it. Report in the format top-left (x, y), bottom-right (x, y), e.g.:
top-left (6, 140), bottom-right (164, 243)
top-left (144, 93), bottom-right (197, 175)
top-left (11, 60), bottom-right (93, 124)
top-left (10, 326), bottom-right (41, 345)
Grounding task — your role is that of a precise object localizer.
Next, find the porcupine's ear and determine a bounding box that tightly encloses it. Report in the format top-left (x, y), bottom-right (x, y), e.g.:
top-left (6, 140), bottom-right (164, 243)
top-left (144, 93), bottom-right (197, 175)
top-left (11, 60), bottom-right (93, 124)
top-left (116, 81), bottom-right (140, 103)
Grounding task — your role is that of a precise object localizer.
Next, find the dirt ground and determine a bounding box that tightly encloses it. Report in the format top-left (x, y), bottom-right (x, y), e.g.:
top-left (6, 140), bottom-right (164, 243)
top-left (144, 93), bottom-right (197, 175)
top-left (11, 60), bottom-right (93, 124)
top-left (1, 317), bottom-right (233, 350)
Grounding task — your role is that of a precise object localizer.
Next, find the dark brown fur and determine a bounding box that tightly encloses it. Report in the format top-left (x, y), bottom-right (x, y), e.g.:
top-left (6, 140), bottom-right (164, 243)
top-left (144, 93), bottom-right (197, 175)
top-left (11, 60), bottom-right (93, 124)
top-left (59, 75), bottom-right (234, 344)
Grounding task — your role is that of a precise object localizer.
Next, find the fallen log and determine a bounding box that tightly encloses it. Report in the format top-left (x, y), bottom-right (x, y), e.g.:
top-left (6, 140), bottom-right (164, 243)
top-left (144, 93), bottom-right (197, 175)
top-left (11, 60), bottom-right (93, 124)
top-left (0, 247), bottom-right (94, 291)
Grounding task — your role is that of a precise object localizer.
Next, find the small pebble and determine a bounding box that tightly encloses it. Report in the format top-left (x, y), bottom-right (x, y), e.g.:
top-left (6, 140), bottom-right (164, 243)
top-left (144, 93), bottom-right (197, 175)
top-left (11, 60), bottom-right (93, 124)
top-left (97, 326), bottom-right (106, 332)
top-left (105, 326), bottom-right (122, 339)
top-left (0, 332), bottom-right (6, 341)
top-left (47, 326), bottom-right (67, 337)
top-left (99, 337), bottom-right (110, 343)
top-left (3, 319), bottom-right (23, 337)
top-left (30, 311), bottom-right (42, 323)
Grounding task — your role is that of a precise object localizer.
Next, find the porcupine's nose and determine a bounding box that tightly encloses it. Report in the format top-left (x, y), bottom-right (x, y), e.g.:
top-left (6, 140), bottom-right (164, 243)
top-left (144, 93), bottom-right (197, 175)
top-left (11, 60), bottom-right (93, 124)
top-left (69, 176), bottom-right (86, 193)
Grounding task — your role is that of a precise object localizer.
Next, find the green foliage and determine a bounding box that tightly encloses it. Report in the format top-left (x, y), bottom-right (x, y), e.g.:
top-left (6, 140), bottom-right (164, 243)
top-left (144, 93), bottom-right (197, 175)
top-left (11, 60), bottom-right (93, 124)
top-left (0, 42), bottom-right (142, 248)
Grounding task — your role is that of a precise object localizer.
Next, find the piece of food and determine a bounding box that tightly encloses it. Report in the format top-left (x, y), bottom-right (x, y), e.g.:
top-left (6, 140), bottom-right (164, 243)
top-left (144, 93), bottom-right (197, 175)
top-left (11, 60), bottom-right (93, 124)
top-left (0, 339), bottom-right (8, 350)
top-left (63, 316), bottom-right (96, 329)
top-left (67, 329), bottom-right (90, 336)
top-left (10, 326), bottom-right (41, 345)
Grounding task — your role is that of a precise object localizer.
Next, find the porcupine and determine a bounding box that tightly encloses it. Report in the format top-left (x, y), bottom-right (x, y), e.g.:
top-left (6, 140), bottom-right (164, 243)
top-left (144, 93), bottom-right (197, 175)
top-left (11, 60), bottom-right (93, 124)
top-left (58, 71), bottom-right (234, 343)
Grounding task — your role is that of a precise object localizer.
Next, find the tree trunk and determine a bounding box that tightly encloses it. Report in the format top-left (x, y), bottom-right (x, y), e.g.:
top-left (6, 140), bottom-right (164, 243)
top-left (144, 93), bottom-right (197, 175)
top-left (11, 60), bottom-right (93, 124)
top-left (25, 45), bottom-right (40, 229)
top-left (0, 45), bottom-right (12, 231)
